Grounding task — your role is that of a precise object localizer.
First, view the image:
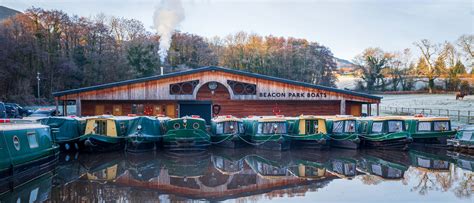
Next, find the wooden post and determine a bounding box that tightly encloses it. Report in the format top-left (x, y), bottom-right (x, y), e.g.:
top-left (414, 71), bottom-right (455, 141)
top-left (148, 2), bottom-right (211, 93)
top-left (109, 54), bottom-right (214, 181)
top-left (55, 99), bottom-right (59, 116)
top-left (340, 99), bottom-right (346, 115)
top-left (63, 101), bottom-right (67, 116)
top-left (376, 103), bottom-right (380, 116)
top-left (76, 98), bottom-right (81, 116)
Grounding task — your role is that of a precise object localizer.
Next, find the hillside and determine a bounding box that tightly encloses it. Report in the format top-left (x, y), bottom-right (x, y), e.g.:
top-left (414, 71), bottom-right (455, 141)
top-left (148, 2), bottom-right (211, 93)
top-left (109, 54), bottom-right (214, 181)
top-left (0, 6), bottom-right (20, 21)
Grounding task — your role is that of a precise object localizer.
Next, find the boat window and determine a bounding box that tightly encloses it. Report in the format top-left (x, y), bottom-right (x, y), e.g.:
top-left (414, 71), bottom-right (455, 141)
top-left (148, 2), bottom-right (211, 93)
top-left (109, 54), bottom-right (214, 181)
top-left (345, 120), bottom-right (356, 133)
top-left (372, 122), bottom-right (383, 133)
top-left (460, 131), bottom-right (473, 141)
top-left (239, 123), bottom-right (244, 134)
top-left (257, 122), bottom-right (287, 134)
top-left (388, 121), bottom-right (403, 133)
top-left (371, 164), bottom-right (383, 176)
top-left (216, 123), bottom-right (224, 134)
top-left (306, 121), bottom-right (318, 134)
top-left (433, 121), bottom-right (449, 131)
top-left (417, 122), bottom-right (432, 131)
top-left (27, 131), bottom-right (39, 148)
top-left (332, 121), bottom-right (344, 133)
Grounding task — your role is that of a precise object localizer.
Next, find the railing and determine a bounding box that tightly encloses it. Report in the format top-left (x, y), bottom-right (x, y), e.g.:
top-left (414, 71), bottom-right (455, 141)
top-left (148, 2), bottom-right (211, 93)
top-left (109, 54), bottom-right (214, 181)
top-left (375, 106), bottom-right (474, 124)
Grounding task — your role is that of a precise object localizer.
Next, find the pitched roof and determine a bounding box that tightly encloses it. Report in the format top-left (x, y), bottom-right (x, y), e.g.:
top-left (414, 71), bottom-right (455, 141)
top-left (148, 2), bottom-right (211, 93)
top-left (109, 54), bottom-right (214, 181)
top-left (53, 66), bottom-right (381, 100)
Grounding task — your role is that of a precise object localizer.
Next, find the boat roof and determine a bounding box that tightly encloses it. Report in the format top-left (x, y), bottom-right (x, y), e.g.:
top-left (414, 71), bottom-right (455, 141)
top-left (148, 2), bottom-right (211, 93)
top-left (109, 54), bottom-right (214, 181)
top-left (0, 123), bottom-right (49, 131)
top-left (170, 116), bottom-right (206, 122)
top-left (401, 116), bottom-right (451, 121)
top-left (254, 116), bottom-right (287, 122)
top-left (86, 115), bottom-right (138, 121)
top-left (212, 115), bottom-right (242, 122)
top-left (320, 115), bottom-right (356, 121)
top-left (358, 116), bottom-right (406, 121)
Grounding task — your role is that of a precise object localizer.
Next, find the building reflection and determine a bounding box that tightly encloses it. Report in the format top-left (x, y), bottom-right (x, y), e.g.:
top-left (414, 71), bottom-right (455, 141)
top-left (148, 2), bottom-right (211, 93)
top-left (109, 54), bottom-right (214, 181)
top-left (1, 147), bottom-right (472, 202)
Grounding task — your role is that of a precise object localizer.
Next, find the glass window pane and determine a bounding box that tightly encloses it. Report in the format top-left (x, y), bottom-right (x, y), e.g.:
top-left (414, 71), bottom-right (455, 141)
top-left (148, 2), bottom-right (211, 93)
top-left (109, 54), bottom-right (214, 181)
top-left (433, 121), bottom-right (449, 131)
top-left (216, 123), bottom-right (224, 134)
top-left (345, 120), bottom-right (356, 132)
top-left (27, 132), bottom-right (39, 148)
top-left (333, 121), bottom-right (344, 133)
top-left (224, 122), bottom-right (238, 134)
top-left (239, 123), bottom-right (244, 133)
top-left (418, 122), bottom-right (431, 131)
top-left (388, 121), bottom-right (403, 133)
top-left (313, 122), bottom-right (319, 134)
top-left (372, 122), bottom-right (383, 133)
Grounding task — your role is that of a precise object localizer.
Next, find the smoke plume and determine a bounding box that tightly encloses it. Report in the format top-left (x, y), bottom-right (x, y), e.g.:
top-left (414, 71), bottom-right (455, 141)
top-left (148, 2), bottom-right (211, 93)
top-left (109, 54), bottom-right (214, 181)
top-left (153, 0), bottom-right (185, 63)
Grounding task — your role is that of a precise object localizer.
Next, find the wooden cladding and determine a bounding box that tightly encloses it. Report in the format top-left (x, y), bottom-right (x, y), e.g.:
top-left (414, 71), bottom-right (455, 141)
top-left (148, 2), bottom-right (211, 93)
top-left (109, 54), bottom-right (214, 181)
top-left (57, 70), bottom-right (379, 103)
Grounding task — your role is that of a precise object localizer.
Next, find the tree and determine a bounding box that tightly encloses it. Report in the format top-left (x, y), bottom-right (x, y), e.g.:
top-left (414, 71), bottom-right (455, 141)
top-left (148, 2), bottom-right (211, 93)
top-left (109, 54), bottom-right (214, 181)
top-left (414, 39), bottom-right (447, 93)
top-left (126, 43), bottom-right (160, 77)
top-left (353, 48), bottom-right (392, 91)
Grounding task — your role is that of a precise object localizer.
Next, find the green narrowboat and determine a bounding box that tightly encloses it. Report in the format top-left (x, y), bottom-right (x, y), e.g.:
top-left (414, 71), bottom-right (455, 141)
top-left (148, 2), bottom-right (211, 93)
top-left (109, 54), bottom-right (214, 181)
top-left (243, 115), bottom-right (291, 151)
top-left (447, 125), bottom-right (474, 153)
top-left (325, 116), bottom-right (361, 149)
top-left (286, 115), bottom-right (328, 149)
top-left (357, 116), bottom-right (412, 150)
top-left (125, 116), bottom-right (169, 152)
top-left (404, 116), bottom-right (456, 146)
top-left (0, 120), bottom-right (59, 187)
top-left (39, 116), bottom-right (86, 151)
top-left (79, 116), bottom-right (140, 152)
top-left (210, 115), bottom-right (246, 148)
top-left (162, 116), bottom-right (211, 150)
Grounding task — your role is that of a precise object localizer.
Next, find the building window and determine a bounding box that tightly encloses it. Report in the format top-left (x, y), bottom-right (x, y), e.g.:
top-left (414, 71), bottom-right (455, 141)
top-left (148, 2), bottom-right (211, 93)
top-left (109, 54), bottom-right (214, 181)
top-left (227, 80), bottom-right (256, 95)
top-left (27, 131), bottom-right (39, 148)
top-left (131, 104), bottom-right (145, 115)
top-left (169, 80), bottom-right (199, 95)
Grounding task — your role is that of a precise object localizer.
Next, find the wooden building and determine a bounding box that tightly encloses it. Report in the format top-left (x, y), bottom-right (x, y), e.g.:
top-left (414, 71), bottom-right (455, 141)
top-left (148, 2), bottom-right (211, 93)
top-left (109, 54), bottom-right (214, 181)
top-left (53, 66), bottom-right (381, 122)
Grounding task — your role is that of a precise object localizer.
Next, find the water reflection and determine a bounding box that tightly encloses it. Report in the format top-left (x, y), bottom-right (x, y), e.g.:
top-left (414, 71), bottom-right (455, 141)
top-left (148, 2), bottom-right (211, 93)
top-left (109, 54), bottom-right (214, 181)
top-left (0, 147), bottom-right (472, 202)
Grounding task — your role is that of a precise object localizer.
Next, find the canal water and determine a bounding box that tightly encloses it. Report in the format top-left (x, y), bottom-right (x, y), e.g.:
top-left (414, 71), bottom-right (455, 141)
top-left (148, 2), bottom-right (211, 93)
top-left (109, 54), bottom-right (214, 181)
top-left (1, 147), bottom-right (472, 202)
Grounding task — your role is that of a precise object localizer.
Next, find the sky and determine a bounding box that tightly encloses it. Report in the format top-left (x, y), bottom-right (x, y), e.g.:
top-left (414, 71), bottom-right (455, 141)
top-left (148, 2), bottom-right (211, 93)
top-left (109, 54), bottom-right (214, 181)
top-left (1, 0), bottom-right (472, 60)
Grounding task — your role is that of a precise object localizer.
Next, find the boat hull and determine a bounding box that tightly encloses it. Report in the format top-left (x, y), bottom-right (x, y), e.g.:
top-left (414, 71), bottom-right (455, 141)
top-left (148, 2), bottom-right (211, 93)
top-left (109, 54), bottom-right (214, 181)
top-left (211, 134), bottom-right (248, 148)
top-left (448, 138), bottom-right (474, 154)
top-left (79, 134), bottom-right (126, 152)
top-left (286, 134), bottom-right (328, 150)
top-left (125, 136), bottom-right (159, 153)
top-left (330, 139), bottom-right (360, 149)
top-left (361, 137), bottom-right (412, 150)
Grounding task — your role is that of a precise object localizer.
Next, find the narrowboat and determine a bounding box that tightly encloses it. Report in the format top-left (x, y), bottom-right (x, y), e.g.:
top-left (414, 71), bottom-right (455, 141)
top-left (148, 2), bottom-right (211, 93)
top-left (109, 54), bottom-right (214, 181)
top-left (242, 115), bottom-right (291, 151)
top-left (286, 115), bottom-right (328, 149)
top-left (404, 116), bottom-right (456, 146)
top-left (357, 116), bottom-right (412, 150)
top-left (0, 119), bottom-right (59, 188)
top-left (447, 125), bottom-right (474, 153)
top-left (325, 116), bottom-right (361, 149)
top-left (39, 116), bottom-right (86, 151)
top-left (79, 116), bottom-right (140, 152)
top-left (125, 116), bottom-right (169, 152)
top-left (162, 116), bottom-right (211, 150)
top-left (210, 115), bottom-right (246, 148)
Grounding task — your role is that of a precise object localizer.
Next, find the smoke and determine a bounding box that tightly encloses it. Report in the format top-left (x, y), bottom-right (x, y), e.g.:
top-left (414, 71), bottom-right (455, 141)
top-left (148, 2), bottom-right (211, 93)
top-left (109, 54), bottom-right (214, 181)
top-left (153, 0), bottom-right (185, 63)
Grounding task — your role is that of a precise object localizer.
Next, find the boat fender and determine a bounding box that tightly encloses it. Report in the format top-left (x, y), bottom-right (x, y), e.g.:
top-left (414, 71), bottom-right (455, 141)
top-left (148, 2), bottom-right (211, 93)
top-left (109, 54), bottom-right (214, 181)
top-left (65, 143), bottom-right (70, 150)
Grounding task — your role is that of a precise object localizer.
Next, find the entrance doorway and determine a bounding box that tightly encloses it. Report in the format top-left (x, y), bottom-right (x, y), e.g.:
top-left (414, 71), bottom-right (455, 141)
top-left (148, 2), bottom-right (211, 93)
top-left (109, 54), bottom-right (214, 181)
top-left (179, 101), bottom-right (212, 124)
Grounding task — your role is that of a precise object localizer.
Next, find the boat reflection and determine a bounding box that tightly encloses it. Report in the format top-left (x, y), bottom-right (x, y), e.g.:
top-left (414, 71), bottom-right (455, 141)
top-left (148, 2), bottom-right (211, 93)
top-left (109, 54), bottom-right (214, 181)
top-left (357, 150), bottom-right (409, 180)
top-left (3, 147), bottom-right (473, 202)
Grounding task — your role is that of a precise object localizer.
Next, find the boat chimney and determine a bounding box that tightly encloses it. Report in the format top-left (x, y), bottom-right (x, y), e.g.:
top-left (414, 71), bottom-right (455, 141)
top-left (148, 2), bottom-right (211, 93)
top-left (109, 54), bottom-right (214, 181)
top-left (160, 66), bottom-right (164, 75)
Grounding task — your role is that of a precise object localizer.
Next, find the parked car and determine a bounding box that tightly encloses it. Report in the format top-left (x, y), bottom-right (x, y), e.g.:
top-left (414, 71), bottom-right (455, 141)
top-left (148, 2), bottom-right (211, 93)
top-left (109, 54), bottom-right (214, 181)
top-left (6, 103), bottom-right (32, 117)
top-left (4, 103), bottom-right (20, 118)
top-left (0, 102), bottom-right (6, 118)
top-left (28, 108), bottom-right (60, 118)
